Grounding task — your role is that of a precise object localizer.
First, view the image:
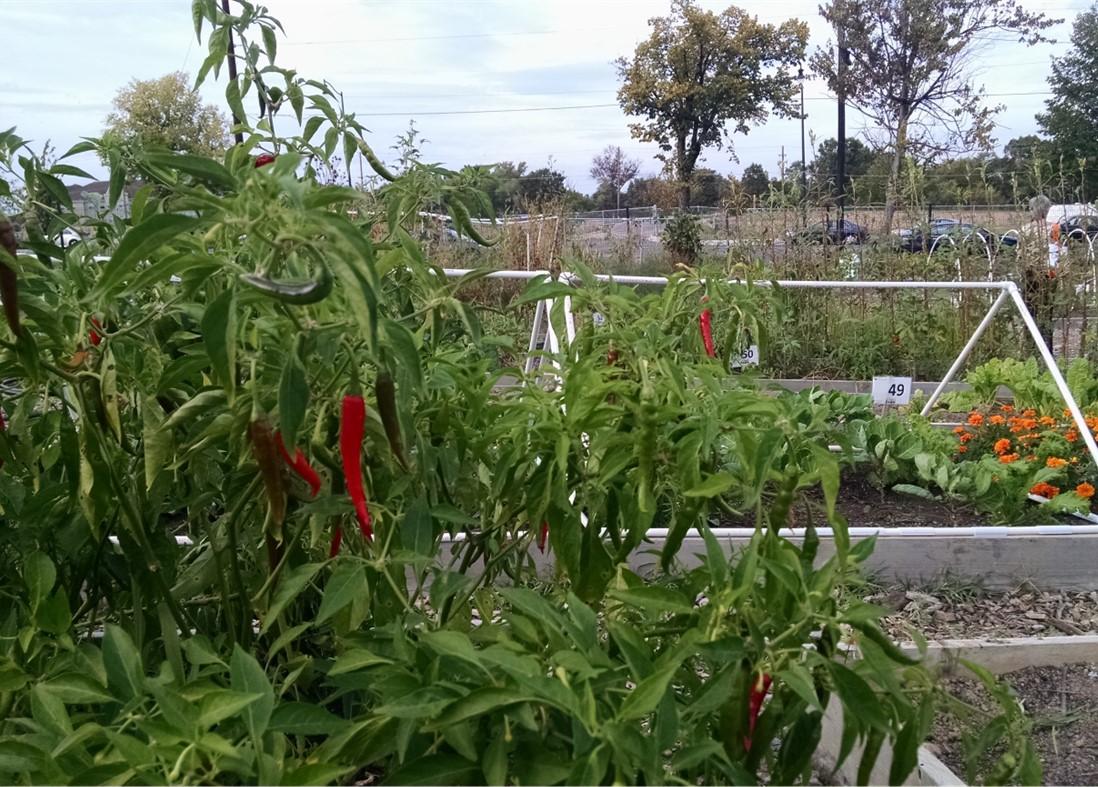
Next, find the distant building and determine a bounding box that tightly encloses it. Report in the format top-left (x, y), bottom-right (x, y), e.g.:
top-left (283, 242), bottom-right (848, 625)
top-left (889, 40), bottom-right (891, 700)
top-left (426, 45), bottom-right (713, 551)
top-left (66, 180), bottom-right (143, 219)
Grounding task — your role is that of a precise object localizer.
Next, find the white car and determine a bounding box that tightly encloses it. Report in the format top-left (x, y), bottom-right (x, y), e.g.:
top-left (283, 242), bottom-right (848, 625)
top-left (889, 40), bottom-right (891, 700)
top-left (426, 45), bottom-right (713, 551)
top-left (57, 228), bottom-right (82, 247)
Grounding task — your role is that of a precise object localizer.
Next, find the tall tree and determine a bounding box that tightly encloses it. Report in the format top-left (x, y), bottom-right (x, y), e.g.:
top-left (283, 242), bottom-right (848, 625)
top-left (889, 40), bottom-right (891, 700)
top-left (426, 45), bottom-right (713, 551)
top-left (102, 71), bottom-right (229, 160)
top-left (1038, 3), bottom-right (1098, 201)
top-left (813, 0), bottom-right (1057, 232)
top-left (616, 0), bottom-right (807, 210)
top-left (740, 163), bottom-right (771, 198)
top-left (590, 146), bottom-right (641, 210)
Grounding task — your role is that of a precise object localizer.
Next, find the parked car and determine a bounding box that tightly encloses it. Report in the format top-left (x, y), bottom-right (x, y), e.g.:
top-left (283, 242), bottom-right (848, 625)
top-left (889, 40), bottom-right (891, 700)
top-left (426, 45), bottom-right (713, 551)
top-left (897, 220), bottom-right (1008, 252)
top-left (788, 218), bottom-right (868, 245)
top-left (56, 228), bottom-right (82, 247)
top-left (1058, 214), bottom-right (1098, 241)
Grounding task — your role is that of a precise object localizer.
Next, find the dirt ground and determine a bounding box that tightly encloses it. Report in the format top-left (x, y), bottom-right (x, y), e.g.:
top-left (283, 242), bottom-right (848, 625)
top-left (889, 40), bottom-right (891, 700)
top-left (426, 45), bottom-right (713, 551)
top-left (865, 583), bottom-right (1098, 641)
top-left (931, 664), bottom-right (1098, 786)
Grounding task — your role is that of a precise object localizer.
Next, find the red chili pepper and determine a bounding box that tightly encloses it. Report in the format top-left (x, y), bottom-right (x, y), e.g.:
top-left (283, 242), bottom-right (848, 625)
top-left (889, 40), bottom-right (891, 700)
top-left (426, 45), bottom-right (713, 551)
top-left (743, 672), bottom-right (773, 750)
top-left (275, 431), bottom-right (322, 497)
top-left (329, 525), bottom-right (343, 558)
top-left (340, 393), bottom-right (373, 541)
top-left (537, 521), bottom-right (549, 553)
top-left (89, 317), bottom-right (103, 347)
top-left (699, 301), bottom-right (716, 358)
top-left (255, 153), bottom-right (276, 168)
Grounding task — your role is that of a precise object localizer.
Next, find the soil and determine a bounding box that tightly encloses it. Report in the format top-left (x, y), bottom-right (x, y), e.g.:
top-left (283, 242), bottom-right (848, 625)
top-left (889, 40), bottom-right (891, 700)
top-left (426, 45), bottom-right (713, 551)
top-left (930, 663), bottom-right (1098, 786)
top-left (719, 471), bottom-right (994, 529)
top-left (826, 473), bottom-right (990, 528)
top-left (867, 584), bottom-right (1098, 640)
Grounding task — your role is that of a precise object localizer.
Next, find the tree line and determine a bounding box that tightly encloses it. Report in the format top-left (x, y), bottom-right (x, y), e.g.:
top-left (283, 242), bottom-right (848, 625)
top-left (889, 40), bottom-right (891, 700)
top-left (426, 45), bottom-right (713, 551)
top-left (51, 0), bottom-right (1098, 223)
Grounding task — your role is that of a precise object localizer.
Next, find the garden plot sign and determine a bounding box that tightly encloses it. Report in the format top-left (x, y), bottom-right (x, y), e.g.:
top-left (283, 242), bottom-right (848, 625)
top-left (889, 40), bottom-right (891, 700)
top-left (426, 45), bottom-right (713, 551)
top-left (729, 345), bottom-right (759, 371)
top-left (872, 376), bottom-right (913, 406)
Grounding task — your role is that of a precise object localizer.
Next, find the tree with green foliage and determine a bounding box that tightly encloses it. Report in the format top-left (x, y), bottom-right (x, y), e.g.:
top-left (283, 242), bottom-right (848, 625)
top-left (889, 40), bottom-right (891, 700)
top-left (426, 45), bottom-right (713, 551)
top-left (102, 71), bottom-right (229, 161)
top-left (616, 0), bottom-right (807, 210)
top-left (740, 163), bottom-right (771, 198)
top-left (814, 0), bottom-right (1057, 232)
top-left (1038, 3), bottom-right (1098, 201)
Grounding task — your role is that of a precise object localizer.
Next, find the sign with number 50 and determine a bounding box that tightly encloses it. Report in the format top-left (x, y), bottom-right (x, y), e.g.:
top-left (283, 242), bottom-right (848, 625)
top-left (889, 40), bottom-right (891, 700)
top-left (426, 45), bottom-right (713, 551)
top-left (729, 344), bottom-right (760, 371)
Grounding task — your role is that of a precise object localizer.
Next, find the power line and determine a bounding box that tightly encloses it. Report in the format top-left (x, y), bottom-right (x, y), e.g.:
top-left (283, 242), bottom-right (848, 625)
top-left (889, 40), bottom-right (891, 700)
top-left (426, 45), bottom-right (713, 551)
top-left (283, 27), bottom-right (618, 45)
top-left (358, 102), bottom-right (618, 117)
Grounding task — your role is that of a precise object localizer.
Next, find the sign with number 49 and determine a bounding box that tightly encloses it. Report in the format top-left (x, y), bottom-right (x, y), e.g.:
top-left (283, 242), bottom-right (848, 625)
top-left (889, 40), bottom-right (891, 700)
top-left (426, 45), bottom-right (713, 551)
top-left (871, 376), bottom-right (913, 405)
top-left (729, 345), bottom-right (759, 371)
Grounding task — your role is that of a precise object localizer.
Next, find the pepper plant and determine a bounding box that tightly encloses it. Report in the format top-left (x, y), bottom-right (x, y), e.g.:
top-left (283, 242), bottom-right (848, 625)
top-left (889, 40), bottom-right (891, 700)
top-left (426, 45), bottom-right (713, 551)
top-left (0, 2), bottom-right (1039, 784)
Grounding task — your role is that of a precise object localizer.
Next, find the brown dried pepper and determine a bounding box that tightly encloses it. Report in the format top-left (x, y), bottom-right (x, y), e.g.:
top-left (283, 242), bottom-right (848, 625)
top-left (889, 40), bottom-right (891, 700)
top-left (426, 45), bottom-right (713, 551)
top-left (249, 414), bottom-right (286, 568)
top-left (0, 216), bottom-right (20, 336)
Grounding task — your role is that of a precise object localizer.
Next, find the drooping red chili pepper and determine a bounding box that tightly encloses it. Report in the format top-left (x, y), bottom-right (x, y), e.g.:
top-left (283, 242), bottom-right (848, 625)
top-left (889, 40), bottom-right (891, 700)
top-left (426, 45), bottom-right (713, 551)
top-left (89, 317), bottom-right (103, 347)
top-left (275, 431), bottom-right (322, 497)
top-left (329, 525), bottom-right (343, 558)
top-left (699, 299), bottom-right (716, 358)
top-left (255, 153), bottom-right (276, 168)
top-left (340, 393), bottom-right (373, 541)
top-left (537, 521), bottom-right (549, 553)
top-left (743, 672), bottom-right (773, 750)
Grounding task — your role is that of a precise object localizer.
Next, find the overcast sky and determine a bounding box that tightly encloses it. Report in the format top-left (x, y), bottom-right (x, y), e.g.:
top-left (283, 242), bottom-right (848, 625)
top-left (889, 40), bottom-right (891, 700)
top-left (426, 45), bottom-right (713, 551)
top-left (2, 0), bottom-right (1090, 193)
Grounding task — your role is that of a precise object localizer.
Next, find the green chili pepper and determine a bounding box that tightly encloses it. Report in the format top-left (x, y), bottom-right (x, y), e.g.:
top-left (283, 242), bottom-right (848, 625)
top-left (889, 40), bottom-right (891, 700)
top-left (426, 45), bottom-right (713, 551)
top-left (239, 264), bottom-right (333, 305)
top-left (357, 139), bottom-right (396, 182)
top-left (375, 371), bottom-right (408, 470)
top-left (450, 199), bottom-right (497, 247)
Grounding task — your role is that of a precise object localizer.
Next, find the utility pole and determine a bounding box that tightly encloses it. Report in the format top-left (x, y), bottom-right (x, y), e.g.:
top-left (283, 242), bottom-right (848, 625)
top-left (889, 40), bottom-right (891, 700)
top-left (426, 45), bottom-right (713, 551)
top-left (799, 66), bottom-right (808, 228)
top-left (836, 26), bottom-right (849, 227)
top-left (221, 0), bottom-right (244, 145)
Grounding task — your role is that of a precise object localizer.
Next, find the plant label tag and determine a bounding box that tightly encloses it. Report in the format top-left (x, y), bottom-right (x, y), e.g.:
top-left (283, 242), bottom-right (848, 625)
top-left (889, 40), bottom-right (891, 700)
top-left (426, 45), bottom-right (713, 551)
top-left (729, 345), bottom-right (759, 371)
top-left (872, 376), bottom-right (912, 405)
top-left (592, 311), bottom-right (606, 327)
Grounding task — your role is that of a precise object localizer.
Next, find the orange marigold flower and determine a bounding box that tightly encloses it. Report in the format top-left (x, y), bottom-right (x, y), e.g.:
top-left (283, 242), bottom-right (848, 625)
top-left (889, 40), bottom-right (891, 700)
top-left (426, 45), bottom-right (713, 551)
top-left (1010, 425), bottom-right (1025, 434)
top-left (967, 412), bottom-right (984, 426)
top-left (1031, 482), bottom-right (1061, 498)
top-left (1021, 418), bottom-right (1038, 430)
top-left (960, 432), bottom-right (974, 443)
top-left (1023, 409), bottom-right (1037, 418)
top-left (953, 426), bottom-right (967, 435)
top-left (1086, 416), bottom-right (1098, 430)
top-left (1064, 409), bottom-right (1073, 418)
top-left (993, 438), bottom-right (1011, 454)
top-left (1000, 404), bottom-right (1014, 413)
top-left (958, 445), bottom-right (968, 454)
top-left (1077, 482), bottom-right (1096, 499)
top-left (1040, 416), bottom-right (1056, 427)
top-left (1066, 430), bottom-right (1079, 442)
top-left (999, 453), bottom-right (1020, 464)
top-left (989, 415), bottom-right (1006, 425)
top-left (1047, 456), bottom-right (1069, 469)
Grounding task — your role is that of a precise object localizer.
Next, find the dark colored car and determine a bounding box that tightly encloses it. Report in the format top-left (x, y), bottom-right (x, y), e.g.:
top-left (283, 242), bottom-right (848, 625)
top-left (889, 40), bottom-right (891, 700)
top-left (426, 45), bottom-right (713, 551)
top-left (897, 220), bottom-right (1008, 252)
top-left (1058, 214), bottom-right (1098, 241)
top-left (788, 218), bottom-right (869, 245)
